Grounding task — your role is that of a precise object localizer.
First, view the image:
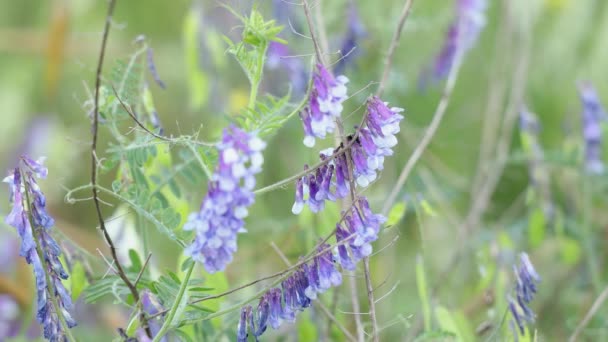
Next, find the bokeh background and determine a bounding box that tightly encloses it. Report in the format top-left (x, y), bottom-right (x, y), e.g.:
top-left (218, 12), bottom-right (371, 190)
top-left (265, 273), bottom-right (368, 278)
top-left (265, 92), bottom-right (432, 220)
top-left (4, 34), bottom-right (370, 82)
top-left (1, 0), bottom-right (608, 340)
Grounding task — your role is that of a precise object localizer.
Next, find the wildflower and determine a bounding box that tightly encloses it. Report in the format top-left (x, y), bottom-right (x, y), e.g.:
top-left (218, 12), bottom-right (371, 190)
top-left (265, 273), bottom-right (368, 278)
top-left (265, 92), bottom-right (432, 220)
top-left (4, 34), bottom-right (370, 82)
top-left (508, 253), bottom-right (540, 337)
top-left (334, 2), bottom-right (367, 75)
top-left (3, 156), bottom-right (77, 341)
top-left (146, 47), bottom-right (166, 89)
top-left (299, 64), bottom-right (349, 147)
top-left (0, 295), bottom-right (21, 339)
top-left (239, 244), bottom-right (342, 339)
top-left (237, 306), bottom-right (252, 342)
top-left (137, 290), bottom-right (166, 341)
top-left (578, 81), bottom-right (606, 174)
top-left (292, 97), bottom-right (403, 213)
top-left (184, 125), bottom-right (266, 273)
top-left (421, 0), bottom-right (487, 87)
top-left (335, 197), bottom-right (386, 270)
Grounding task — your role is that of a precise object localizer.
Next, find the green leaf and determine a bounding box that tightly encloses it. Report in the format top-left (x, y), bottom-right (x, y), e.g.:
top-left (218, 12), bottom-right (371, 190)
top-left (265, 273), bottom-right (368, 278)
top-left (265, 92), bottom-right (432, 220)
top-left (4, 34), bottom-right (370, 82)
top-left (387, 201), bottom-right (407, 227)
top-left (434, 306), bottom-right (464, 341)
top-left (128, 249), bottom-right (143, 271)
top-left (70, 262), bottom-right (88, 301)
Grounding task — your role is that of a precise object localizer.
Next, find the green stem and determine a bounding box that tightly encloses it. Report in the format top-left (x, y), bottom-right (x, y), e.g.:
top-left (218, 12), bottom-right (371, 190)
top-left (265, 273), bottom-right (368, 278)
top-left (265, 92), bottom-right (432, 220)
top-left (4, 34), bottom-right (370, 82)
top-left (23, 182), bottom-right (77, 342)
top-left (582, 176), bottom-right (601, 294)
top-left (152, 262), bottom-right (196, 342)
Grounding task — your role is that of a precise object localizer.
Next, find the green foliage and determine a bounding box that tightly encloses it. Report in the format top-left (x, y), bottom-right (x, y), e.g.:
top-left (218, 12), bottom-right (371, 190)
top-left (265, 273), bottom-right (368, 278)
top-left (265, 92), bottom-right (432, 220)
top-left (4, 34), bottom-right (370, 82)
top-left (234, 91), bottom-right (301, 137)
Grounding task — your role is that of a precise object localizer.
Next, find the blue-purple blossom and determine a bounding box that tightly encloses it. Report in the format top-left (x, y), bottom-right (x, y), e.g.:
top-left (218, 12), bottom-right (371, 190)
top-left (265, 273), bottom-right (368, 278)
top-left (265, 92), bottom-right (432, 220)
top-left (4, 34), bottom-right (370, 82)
top-left (299, 64), bottom-right (349, 147)
top-left (334, 2), bottom-right (367, 75)
top-left (420, 0), bottom-right (487, 87)
top-left (0, 295), bottom-right (21, 339)
top-left (335, 197), bottom-right (386, 270)
top-left (136, 291), bottom-right (166, 342)
top-left (146, 47), bottom-right (166, 89)
top-left (184, 125), bottom-right (266, 273)
top-left (578, 81), bottom-right (606, 174)
top-left (238, 244), bottom-right (342, 339)
top-left (3, 156), bottom-right (77, 341)
top-left (292, 97), bottom-right (403, 214)
top-left (352, 97), bottom-right (404, 187)
top-left (508, 252), bottom-right (540, 337)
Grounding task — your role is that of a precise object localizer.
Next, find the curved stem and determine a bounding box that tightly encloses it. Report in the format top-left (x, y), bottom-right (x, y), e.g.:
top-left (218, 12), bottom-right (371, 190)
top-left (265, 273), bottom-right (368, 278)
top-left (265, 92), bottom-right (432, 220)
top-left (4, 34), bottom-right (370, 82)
top-left (152, 262), bottom-right (195, 342)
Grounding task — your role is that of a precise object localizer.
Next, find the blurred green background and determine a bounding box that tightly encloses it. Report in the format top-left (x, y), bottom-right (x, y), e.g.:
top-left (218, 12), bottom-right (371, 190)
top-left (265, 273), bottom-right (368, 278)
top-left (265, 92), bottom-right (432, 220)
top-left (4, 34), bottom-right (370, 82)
top-left (1, 0), bottom-right (608, 341)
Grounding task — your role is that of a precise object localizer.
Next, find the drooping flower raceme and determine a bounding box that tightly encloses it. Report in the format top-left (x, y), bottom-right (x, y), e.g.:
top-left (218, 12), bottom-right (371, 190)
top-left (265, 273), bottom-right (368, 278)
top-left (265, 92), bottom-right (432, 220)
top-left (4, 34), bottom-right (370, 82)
top-left (299, 64), bottom-right (349, 147)
top-left (292, 97), bottom-right (404, 214)
top-left (184, 125), bottom-right (266, 273)
top-left (335, 197), bottom-right (387, 270)
top-left (508, 252), bottom-right (540, 338)
top-left (578, 81), bottom-right (606, 174)
top-left (236, 244), bottom-right (341, 340)
top-left (421, 0), bottom-right (487, 86)
top-left (3, 156), bottom-right (77, 341)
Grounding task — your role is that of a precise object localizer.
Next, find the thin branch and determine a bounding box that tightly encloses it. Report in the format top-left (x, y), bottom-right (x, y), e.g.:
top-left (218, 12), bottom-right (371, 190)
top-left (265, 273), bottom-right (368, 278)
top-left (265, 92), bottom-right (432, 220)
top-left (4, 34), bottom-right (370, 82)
top-left (381, 51), bottom-right (463, 216)
top-left (569, 277), bottom-right (608, 340)
top-left (363, 258), bottom-right (379, 342)
top-left (302, 0), bottom-right (324, 64)
top-left (377, 0), bottom-right (415, 97)
top-left (90, 0), bottom-right (151, 338)
top-left (133, 253), bottom-right (152, 288)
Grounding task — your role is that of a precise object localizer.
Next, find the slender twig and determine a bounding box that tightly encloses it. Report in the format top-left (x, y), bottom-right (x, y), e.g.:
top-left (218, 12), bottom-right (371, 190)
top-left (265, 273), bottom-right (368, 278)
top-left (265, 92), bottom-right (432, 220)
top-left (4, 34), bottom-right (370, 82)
top-left (382, 51), bottom-right (463, 215)
top-left (133, 253), bottom-right (152, 288)
top-left (90, 0), bottom-right (151, 337)
top-left (377, 0), bottom-right (415, 97)
top-left (302, 0), bottom-right (324, 64)
top-left (568, 280), bottom-right (608, 341)
top-left (363, 258), bottom-right (379, 342)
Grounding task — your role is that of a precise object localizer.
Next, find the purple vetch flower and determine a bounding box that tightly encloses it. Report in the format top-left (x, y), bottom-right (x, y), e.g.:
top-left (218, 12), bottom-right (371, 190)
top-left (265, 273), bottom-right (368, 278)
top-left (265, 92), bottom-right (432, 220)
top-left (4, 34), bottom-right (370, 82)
top-left (292, 97), bottom-right (403, 213)
top-left (237, 245), bottom-right (343, 339)
top-left (335, 197), bottom-right (386, 270)
top-left (508, 253), bottom-right (540, 337)
top-left (334, 2), bottom-right (367, 75)
top-left (578, 82), bottom-right (607, 174)
top-left (0, 295), bottom-right (21, 339)
top-left (299, 64), bottom-right (349, 147)
top-left (184, 125), bottom-right (266, 273)
top-left (3, 156), bottom-right (77, 341)
top-left (135, 291), bottom-right (166, 342)
top-left (420, 0), bottom-right (487, 87)
top-left (146, 47), bottom-right (166, 89)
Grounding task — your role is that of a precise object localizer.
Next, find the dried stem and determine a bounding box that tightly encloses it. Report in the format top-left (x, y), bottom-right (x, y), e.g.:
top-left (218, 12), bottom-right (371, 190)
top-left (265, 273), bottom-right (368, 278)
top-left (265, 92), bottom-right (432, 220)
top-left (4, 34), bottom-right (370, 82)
top-left (90, 0), bottom-right (151, 338)
top-left (377, 0), bottom-right (415, 97)
top-left (382, 50), bottom-right (463, 215)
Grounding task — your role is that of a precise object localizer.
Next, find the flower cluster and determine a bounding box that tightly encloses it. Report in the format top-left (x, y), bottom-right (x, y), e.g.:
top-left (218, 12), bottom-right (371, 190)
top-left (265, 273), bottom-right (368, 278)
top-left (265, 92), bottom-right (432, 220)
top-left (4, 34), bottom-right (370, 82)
top-left (292, 97), bottom-right (404, 214)
top-left (184, 125), bottom-right (266, 273)
top-left (335, 197), bottom-right (386, 270)
top-left (578, 81), bottom-right (606, 174)
top-left (508, 253), bottom-right (540, 339)
top-left (3, 156), bottom-right (77, 341)
top-left (421, 0), bottom-right (487, 86)
top-left (299, 64), bottom-right (349, 147)
top-left (236, 244), bottom-right (341, 340)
